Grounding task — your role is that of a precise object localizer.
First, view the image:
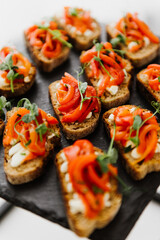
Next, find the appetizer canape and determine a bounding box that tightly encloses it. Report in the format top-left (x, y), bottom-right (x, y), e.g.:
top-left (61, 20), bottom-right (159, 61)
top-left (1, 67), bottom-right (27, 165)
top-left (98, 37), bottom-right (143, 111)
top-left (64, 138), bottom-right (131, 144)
top-left (80, 41), bottom-right (133, 109)
top-left (106, 13), bottom-right (160, 67)
top-left (137, 64), bottom-right (160, 103)
top-left (49, 72), bottom-right (100, 140)
top-left (103, 104), bottom-right (160, 180)
top-left (55, 7), bottom-right (101, 50)
top-left (55, 139), bottom-right (122, 237)
top-left (3, 98), bottom-right (60, 184)
top-left (0, 46), bottom-right (36, 98)
top-left (24, 19), bottom-right (72, 72)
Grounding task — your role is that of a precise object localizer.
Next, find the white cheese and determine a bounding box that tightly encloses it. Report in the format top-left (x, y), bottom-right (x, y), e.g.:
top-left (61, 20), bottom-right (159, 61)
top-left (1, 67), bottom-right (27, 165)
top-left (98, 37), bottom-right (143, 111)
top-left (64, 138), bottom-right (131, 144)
top-left (106, 85), bottom-right (119, 95)
top-left (60, 151), bottom-right (67, 161)
top-left (48, 133), bottom-right (55, 139)
top-left (143, 36), bottom-right (150, 47)
top-left (123, 69), bottom-right (127, 77)
top-left (10, 138), bottom-right (18, 146)
top-left (76, 30), bottom-right (82, 35)
top-left (130, 107), bottom-right (136, 113)
top-left (91, 22), bottom-right (97, 28)
top-left (66, 182), bottom-right (73, 193)
top-left (0, 75), bottom-right (7, 87)
top-left (69, 198), bottom-right (85, 214)
top-left (73, 193), bottom-right (79, 199)
top-left (97, 78), bottom-right (103, 87)
top-left (86, 112), bottom-right (92, 119)
top-left (128, 41), bottom-right (138, 50)
top-left (60, 161), bottom-right (68, 173)
top-left (108, 113), bottom-right (114, 121)
top-left (131, 148), bottom-right (141, 159)
top-left (24, 76), bottom-right (31, 83)
top-left (65, 173), bottom-right (70, 182)
top-left (9, 143), bottom-right (30, 168)
top-left (125, 140), bottom-right (135, 148)
top-left (155, 143), bottom-right (160, 153)
top-left (84, 29), bottom-right (93, 37)
top-left (70, 26), bottom-right (76, 33)
top-left (95, 151), bottom-right (99, 156)
top-left (104, 193), bottom-right (111, 207)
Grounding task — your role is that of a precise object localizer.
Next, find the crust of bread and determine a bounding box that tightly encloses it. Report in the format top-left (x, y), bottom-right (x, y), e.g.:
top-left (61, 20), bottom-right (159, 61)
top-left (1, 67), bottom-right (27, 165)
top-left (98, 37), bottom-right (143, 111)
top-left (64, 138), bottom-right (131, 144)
top-left (55, 17), bottom-right (101, 51)
top-left (137, 69), bottom-right (160, 103)
top-left (3, 107), bottom-right (60, 185)
top-left (81, 55), bottom-right (132, 109)
top-left (0, 118), bottom-right (5, 135)
top-left (103, 106), bottom-right (160, 180)
top-left (24, 32), bottom-right (70, 72)
top-left (55, 147), bottom-right (122, 237)
top-left (49, 81), bottom-right (101, 140)
top-left (106, 24), bottom-right (160, 68)
top-left (0, 66), bottom-right (36, 98)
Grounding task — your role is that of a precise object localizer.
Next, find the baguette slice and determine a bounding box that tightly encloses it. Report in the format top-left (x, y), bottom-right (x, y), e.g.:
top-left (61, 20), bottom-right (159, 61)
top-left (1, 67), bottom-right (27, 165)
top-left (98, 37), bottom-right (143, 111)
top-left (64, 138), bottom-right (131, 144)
top-left (0, 118), bottom-right (5, 135)
top-left (55, 17), bottom-right (101, 51)
top-left (4, 107), bottom-right (60, 185)
top-left (137, 69), bottom-right (160, 103)
top-left (0, 66), bottom-right (36, 98)
top-left (103, 105), bottom-right (160, 180)
top-left (55, 147), bottom-right (122, 237)
top-left (49, 81), bottom-right (101, 140)
top-left (106, 24), bottom-right (160, 68)
top-left (83, 58), bottom-right (133, 109)
top-left (24, 32), bottom-right (70, 72)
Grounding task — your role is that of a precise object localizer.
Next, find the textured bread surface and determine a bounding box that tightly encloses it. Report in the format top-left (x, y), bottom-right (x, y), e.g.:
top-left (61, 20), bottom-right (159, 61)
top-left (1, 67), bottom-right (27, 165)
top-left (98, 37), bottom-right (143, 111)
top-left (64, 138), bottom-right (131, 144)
top-left (55, 147), bottom-right (122, 237)
top-left (103, 106), bottom-right (160, 180)
top-left (0, 66), bottom-right (36, 98)
top-left (4, 107), bottom-right (60, 185)
top-left (24, 32), bottom-right (70, 72)
top-left (49, 81), bottom-right (101, 140)
top-left (106, 24), bottom-right (160, 68)
top-left (137, 69), bottom-right (160, 103)
top-left (55, 17), bottom-right (101, 51)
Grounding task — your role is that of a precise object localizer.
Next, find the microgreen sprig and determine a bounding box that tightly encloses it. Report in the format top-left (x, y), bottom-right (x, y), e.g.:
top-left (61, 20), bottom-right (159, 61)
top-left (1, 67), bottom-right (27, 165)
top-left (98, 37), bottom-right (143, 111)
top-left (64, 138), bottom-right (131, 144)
top-left (126, 101), bottom-right (160, 148)
top-left (0, 53), bottom-right (24, 93)
top-left (0, 96), bottom-right (11, 119)
top-left (110, 34), bottom-right (126, 48)
top-left (69, 8), bottom-right (78, 17)
top-left (75, 66), bottom-right (99, 110)
top-left (96, 123), bottom-right (132, 194)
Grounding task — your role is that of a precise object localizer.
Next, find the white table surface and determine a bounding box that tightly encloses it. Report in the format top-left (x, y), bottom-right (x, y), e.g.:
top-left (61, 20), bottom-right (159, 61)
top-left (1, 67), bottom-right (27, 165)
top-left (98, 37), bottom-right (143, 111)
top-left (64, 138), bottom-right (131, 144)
top-left (0, 0), bottom-right (160, 239)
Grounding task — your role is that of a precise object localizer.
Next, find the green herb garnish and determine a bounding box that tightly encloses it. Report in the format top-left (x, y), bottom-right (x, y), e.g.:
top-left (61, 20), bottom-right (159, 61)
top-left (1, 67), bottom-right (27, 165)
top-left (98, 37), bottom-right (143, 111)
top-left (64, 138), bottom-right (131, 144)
top-left (0, 53), bottom-right (24, 92)
top-left (92, 185), bottom-right (104, 194)
top-left (69, 8), bottom-right (78, 16)
top-left (158, 76), bottom-right (160, 83)
top-left (0, 96), bottom-right (11, 119)
top-left (110, 34), bottom-right (126, 48)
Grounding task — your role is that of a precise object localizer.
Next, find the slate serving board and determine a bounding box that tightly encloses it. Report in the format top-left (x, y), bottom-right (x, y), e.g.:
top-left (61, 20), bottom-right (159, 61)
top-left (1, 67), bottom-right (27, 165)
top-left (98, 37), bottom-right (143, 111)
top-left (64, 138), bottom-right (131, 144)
top-left (0, 25), bottom-right (160, 240)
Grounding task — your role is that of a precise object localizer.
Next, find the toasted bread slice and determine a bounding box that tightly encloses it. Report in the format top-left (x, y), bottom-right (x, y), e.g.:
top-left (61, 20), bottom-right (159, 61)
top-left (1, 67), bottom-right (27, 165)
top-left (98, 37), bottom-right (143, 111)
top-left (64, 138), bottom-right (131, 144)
top-left (83, 58), bottom-right (132, 109)
top-left (137, 69), bottom-right (160, 103)
top-left (55, 17), bottom-right (101, 51)
top-left (106, 24), bottom-right (160, 68)
top-left (103, 106), bottom-right (160, 180)
top-left (24, 33), bottom-right (70, 72)
top-left (0, 66), bottom-right (36, 98)
top-left (3, 107), bottom-right (60, 185)
top-left (55, 147), bottom-right (122, 237)
top-left (0, 118), bottom-right (5, 135)
top-left (49, 81), bottom-right (101, 140)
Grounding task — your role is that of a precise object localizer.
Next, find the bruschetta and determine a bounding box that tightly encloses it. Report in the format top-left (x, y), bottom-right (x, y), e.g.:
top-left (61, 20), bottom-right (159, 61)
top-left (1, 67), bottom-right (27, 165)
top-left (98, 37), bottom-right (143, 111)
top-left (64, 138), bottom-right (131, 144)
top-left (137, 63), bottom-right (160, 103)
top-left (55, 7), bottom-right (101, 50)
top-left (24, 19), bottom-right (72, 72)
top-left (55, 139), bottom-right (122, 237)
top-left (49, 72), bottom-right (101, 140)
top-left (3, 99), bottom-right (60, 185)
top-left (103, 105), bottom-right (160, 180)
top-left (80, 41), bottom-right (133, 109)
top-left (0, 46), bottom-right (36, 98)
top-left (106, 13), bottom-right (160, 67)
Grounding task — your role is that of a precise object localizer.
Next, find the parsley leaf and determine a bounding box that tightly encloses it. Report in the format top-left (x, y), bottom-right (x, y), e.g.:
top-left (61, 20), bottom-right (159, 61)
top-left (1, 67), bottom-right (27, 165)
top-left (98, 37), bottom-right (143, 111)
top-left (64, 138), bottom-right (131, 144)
top-left (158, 76), bottom-right (160, 82)
top-left (110, 34), bottom-right (126, 48)
top-left (79, 82), bottom-right (88, 94)
top-left (133, 115), bottom-right (142, 130)
top-left (69, 8), bottom-right (78, 16)
top-left (48, 29), bottom-right (72, 48)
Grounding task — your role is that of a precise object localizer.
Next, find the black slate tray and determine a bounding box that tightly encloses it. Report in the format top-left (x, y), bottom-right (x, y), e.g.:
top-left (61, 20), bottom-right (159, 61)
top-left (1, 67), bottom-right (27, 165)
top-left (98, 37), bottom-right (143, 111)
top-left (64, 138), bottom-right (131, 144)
top-left (0, 25), bottom-right (160, 240)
